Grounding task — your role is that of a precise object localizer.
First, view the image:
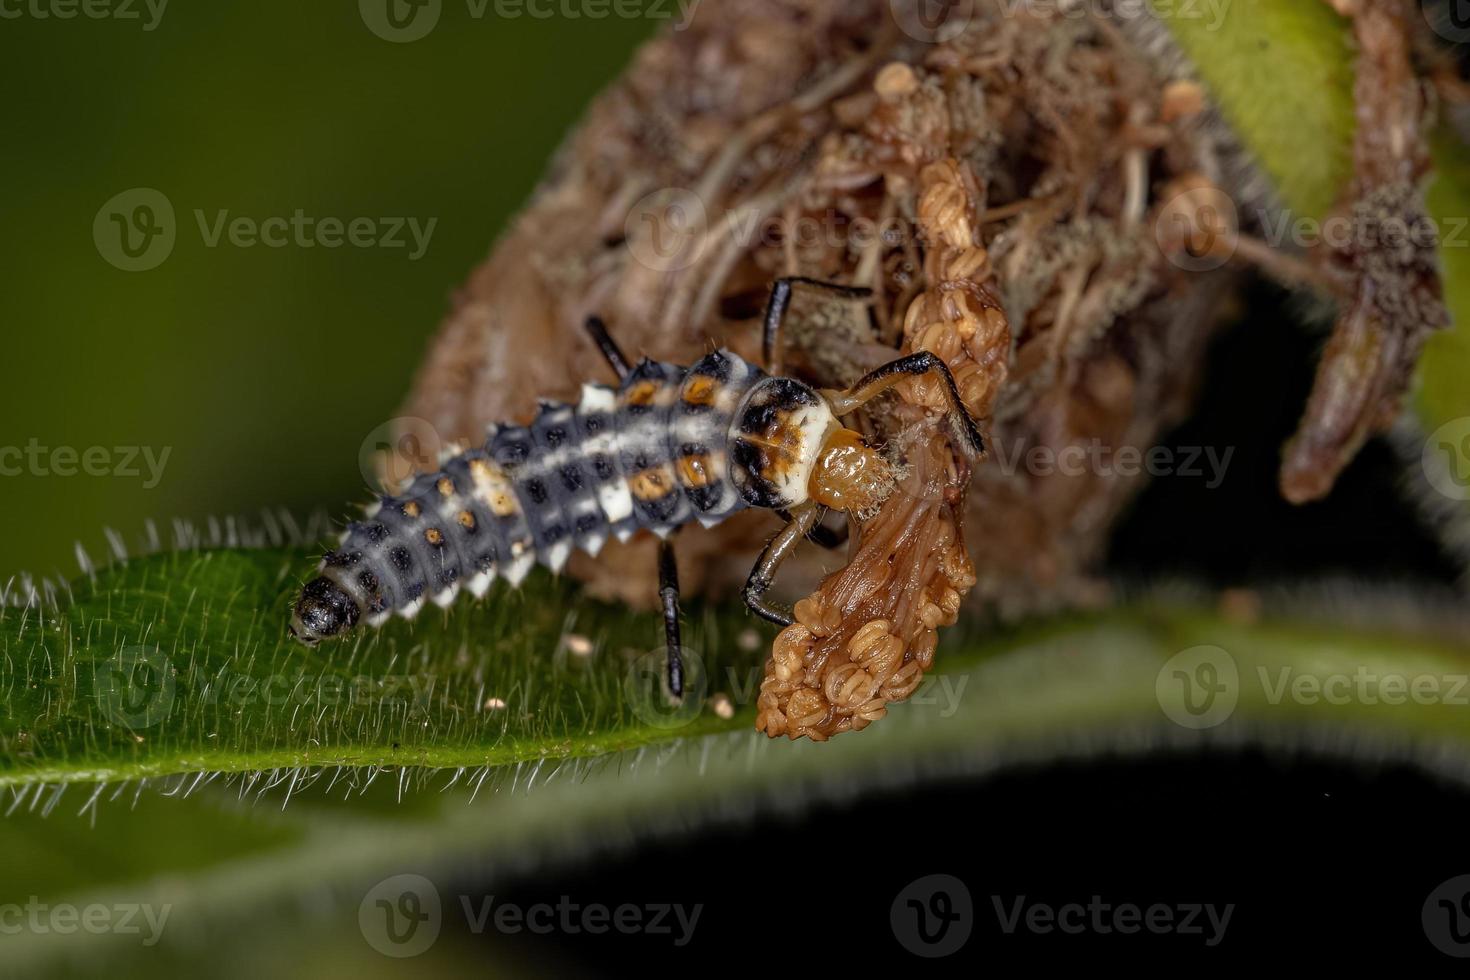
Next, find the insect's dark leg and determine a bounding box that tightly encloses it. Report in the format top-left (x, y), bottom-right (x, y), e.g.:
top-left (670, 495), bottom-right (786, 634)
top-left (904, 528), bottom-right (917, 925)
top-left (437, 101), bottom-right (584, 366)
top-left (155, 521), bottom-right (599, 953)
top-left (761, 277), bottom-right (873, 369)
top-left (658, 536), bottom-right (684, 700)
top-left (742, 508), bottom-right (821, 627)
top-left (775, 507), bottom-right (849, 550)
top-left (826, 351), bottom-right (986, 458)
top-left (583, 315), bottom-right (632, 382)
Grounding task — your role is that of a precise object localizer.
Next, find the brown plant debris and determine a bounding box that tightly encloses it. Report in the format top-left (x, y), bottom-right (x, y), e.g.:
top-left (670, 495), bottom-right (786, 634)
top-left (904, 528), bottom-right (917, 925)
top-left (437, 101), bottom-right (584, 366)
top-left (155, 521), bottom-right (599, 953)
top-left (406, 1), bottom-right (1228, 613)
top-left (758, 156), bottom-right (1001, 739)
top-left (399, 1), bottom-right (1422, 735)
top-left (1280, 0), bottom-right (1449, 503)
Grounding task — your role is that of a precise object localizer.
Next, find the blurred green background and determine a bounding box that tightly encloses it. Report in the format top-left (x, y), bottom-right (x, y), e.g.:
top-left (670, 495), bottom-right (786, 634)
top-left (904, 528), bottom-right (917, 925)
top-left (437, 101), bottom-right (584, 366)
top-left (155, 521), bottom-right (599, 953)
top-left (0, 2), bottom-right (655, 582)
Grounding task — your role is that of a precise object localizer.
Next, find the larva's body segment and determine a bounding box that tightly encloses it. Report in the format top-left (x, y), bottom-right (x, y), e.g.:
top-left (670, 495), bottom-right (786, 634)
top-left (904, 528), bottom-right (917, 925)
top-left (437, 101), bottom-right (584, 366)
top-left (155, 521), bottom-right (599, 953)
top-left (290, 349), bottom-right (836, 643)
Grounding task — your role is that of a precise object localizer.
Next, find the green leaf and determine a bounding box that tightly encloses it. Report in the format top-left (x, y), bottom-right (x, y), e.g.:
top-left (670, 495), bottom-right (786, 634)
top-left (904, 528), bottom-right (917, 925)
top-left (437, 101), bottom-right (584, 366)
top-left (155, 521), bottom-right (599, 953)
top-left (1154, 2), bottom-right (1470, 559)
top-left (1152, 0), bottom-right (1356, 218)
top-left (1418, 129), bottom-right (1470, 432)
top-left (5, 574), bottom-right (1470, 974)
top-left (0, 548), bottom-right (764, 790)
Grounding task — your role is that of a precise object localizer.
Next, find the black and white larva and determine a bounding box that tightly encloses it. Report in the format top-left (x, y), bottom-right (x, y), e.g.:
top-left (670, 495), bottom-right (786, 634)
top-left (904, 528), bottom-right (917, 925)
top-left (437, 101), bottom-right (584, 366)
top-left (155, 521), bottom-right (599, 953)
top-left (291, 278), bottom-right (984, 698)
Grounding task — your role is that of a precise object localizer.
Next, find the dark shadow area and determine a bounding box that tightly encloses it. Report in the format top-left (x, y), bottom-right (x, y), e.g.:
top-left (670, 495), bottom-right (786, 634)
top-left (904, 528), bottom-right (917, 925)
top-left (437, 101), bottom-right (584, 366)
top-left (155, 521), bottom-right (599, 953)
top-left (459, 284), bottom-right (1470, 970)
top-left (1108, 282), bottom-right (1460, 587)
top-left (469, 750), bottom-right (1467, 970)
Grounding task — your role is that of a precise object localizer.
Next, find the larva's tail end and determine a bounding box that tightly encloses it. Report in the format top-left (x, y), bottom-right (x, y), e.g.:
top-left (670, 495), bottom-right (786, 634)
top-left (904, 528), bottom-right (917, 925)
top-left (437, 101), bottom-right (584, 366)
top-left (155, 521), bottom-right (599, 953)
top-left (290, 577), bottom-right (359, 646)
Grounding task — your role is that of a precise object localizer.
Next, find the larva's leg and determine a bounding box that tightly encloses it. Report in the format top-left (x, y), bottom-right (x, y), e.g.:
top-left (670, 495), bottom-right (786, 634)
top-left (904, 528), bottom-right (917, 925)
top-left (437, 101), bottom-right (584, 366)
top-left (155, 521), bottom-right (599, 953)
top-left (742, 507), bottom-right (821, 627)
top-left (775, 507), bottom-right (849, 550)
top-left (761, 277), bottom-right (873, 370)
top-left (825, 351), bottom-right (986, 458)
top-left (583, 315), bottom-right (632, 382)
top-left (658, 536), bottom-right (685, 700)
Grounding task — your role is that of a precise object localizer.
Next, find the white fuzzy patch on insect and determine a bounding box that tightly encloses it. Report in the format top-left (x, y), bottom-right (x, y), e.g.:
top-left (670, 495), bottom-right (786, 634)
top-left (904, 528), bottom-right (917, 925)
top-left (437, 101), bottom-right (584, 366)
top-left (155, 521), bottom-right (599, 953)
top-left (546, 541), bottom-right (572, 572)
top-left (398, 596), bottom-right (426, 620)
top-left (466, 570), bottom-right (494, 598)
top-left (431, 585), bottom-right (458, 609)
top-left (578, 383), bottom-right (616, 414)
top-left (766, 401), bottom-right (834, 507)
top-left (505, 548), bottom-right (535, 586)
top-left (598, 480), bottom-right (634, 524)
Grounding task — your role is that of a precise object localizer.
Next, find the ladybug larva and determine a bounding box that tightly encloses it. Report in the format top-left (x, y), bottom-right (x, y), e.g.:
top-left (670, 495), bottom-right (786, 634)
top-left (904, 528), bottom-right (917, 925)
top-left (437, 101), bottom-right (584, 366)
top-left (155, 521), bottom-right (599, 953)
top-left (291, 278), bottom-right (984, 699)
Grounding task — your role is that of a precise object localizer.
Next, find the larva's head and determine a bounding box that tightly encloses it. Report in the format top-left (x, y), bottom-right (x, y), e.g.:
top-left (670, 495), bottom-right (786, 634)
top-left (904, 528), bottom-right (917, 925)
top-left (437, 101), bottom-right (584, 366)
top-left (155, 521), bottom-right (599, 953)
top-left (728, 376), bottom-right (897, 515)
top-left (807, 425), bottom-right (896, 515)
top-left (728, 377), bottom-right (837, 510)
top-left (290, 576), bottom-right (359, 645)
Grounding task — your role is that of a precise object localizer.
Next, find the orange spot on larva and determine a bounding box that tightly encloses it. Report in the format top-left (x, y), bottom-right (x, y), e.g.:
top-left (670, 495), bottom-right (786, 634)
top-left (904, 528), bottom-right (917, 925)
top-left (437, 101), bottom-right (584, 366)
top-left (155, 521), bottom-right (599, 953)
top-left (683, 376), bottom-right (718, 406)
top-left (424, 528), bottom-right (444, 546)
top-left (626, 380), bottom-right (660, 407)
top-left (677, 453), bottom-right (714, 488)
top-left (457, 510), bottom-right (476, 530)
top-left (629, 465), bottom-right (674, 501)
top-left (401, 501), bottom-right (421, 519)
